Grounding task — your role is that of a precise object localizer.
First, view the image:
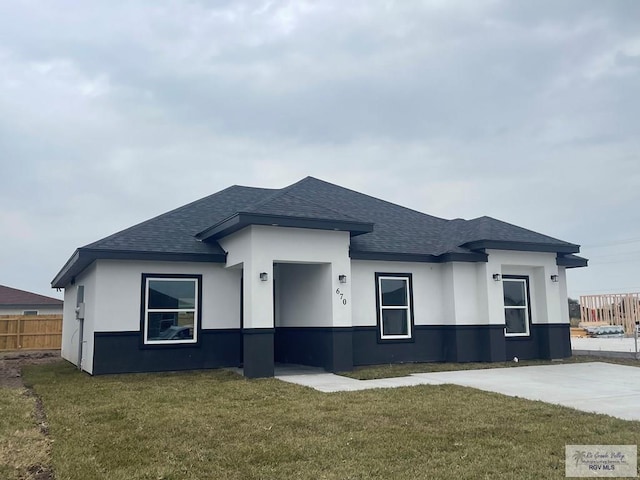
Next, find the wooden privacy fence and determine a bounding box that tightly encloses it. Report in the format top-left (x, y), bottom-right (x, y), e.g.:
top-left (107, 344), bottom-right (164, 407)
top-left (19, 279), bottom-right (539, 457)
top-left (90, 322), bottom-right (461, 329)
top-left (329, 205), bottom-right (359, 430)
top-left (0, 315), bottom-right (63, 351)
top-left (579, 293), bottom-right (640, 335)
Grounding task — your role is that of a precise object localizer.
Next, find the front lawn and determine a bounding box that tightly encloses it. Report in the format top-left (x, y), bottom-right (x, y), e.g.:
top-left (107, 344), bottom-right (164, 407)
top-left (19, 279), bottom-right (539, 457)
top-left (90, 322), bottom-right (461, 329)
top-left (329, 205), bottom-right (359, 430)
top-left (9, 361), bottom-right (638, 479)
top-left (340, 356), bottom-right (640, 380)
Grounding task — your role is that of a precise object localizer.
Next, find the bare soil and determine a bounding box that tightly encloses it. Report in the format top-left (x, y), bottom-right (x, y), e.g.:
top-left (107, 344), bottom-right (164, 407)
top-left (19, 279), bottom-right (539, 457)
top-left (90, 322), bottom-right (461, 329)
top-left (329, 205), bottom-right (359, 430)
top-left (0, 350), bottom-right (60, 480)
top-left (0, 350), bottom-right (61, 388)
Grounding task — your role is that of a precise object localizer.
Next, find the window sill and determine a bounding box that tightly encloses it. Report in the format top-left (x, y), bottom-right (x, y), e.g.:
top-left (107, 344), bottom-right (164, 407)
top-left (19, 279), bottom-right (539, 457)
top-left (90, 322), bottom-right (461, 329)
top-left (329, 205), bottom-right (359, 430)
top-left (139, 340), bottom-right (201, 349)
top-left (377, 336), bottom-right (415, 344)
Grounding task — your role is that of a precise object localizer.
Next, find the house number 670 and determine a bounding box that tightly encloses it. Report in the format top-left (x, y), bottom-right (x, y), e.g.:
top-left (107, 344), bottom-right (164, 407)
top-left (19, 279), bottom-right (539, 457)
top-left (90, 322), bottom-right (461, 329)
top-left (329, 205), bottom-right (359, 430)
top-left (335, 288), bottom-right (347, 305)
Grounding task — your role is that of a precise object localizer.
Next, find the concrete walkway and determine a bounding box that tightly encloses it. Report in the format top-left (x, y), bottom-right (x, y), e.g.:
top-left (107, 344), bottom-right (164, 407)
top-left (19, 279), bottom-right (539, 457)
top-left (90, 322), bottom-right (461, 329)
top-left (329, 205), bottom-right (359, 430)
top-left (275, 362), bottom-right (640, 422)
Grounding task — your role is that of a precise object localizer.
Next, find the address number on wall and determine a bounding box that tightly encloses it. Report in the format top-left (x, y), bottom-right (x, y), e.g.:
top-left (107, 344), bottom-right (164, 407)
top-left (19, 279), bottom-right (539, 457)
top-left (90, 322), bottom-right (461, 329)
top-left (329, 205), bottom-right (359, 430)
top-left (335, 288), bottom-right (347, 305)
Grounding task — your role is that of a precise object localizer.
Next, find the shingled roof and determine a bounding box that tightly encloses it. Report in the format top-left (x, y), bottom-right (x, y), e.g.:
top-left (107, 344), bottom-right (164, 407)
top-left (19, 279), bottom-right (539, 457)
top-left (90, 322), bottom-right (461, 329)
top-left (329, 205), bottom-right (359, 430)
top-left (0, 285), bottom-right (63, 307)
top-left (52, 176), bottom-right (586, 288)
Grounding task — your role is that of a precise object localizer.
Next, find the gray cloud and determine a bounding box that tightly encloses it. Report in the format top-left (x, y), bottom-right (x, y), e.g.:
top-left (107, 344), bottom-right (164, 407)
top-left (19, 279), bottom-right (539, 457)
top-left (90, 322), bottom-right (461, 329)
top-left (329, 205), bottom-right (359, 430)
top-left (1, 0), bottom-right (639, 298)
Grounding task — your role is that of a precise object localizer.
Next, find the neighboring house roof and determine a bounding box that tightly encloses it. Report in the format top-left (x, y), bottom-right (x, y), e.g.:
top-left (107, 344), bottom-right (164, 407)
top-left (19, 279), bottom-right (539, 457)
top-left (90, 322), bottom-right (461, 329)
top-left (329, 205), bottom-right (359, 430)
top-left (0, 285), bottom-right (63, 307)
top-left (52, 176), bottom-right (587, 288)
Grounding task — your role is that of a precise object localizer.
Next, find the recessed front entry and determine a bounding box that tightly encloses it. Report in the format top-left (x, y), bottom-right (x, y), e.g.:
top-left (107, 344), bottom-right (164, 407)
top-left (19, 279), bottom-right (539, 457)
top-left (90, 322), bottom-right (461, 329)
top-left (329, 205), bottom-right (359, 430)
top-left (270, 262), bottom-right (352, 371)
top-left (274, 263), bottom-right (331, 365)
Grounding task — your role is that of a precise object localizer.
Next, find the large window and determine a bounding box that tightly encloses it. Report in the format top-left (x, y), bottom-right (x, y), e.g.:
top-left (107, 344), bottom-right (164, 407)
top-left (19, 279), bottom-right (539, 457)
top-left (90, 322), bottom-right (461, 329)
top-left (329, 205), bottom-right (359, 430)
top-left (502, 276), bottom-right (531, 337)
top-left (376, 273), bottom-right (413, 340)
top-left (142, 275), bottom-right (201, 345)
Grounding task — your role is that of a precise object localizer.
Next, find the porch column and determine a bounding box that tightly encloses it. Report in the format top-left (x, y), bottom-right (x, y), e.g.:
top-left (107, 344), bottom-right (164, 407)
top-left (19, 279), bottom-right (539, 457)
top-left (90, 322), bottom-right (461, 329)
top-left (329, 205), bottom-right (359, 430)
top-left (537, 267), bottom-right (571, 359)
top-left (329, 262), bottom-right (353, 371)
top-left (243, 262), bottom-right (274, 378)
top-left (479, 263), bottom-right (506, 361)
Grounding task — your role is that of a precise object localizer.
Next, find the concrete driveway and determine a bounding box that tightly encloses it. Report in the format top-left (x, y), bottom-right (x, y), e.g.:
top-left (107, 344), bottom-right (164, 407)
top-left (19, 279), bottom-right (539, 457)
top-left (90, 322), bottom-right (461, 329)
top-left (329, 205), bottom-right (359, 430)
top-left (276, 362), bottom-right (640, 422)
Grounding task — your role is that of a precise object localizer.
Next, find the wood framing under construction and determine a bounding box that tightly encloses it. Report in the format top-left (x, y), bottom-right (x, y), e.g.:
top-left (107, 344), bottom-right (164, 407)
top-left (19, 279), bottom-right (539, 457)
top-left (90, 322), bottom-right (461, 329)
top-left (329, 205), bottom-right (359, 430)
top-left (579, 293), bottom-right (640, 335)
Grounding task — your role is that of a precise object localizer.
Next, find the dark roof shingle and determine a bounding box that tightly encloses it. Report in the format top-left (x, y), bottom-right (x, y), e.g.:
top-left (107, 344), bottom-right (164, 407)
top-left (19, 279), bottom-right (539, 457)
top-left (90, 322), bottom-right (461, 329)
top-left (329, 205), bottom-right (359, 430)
top-left (84, 185), bottom-right (276, 255)
top-left (53, 176), bottom-right (585, 287)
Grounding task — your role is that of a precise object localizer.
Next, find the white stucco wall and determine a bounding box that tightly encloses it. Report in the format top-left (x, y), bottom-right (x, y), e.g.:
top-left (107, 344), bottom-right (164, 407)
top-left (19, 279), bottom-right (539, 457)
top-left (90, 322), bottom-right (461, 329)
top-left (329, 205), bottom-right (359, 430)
top-left (558, 267), bottom-right (570, 324)
top-left (58, 235), bottom-right (572, 374)
top-left (60, 259), bottom-right (241, 374)
top-left (219, 226), bottom-right (352, 329)
top-left (486, 250), bottom-right (566, 325)
top-left (351, 252), bottom-right (570, 328)
top-left (441, 262), bottom-right (488, 326)
top-left (61, 263), bottom-right (97, 374)
top-left (61, 287), bottom-right (77, 366)
top-left (92, 260), bottom-right (241, 332)
top-left (276, 263), bottom-right (333, 327)
top-left (351, 260), bottom-right (445, 327)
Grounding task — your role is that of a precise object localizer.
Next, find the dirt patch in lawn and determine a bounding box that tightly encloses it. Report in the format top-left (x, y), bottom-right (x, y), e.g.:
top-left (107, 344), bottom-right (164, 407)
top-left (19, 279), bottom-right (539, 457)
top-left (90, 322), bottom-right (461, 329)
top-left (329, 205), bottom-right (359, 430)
top-left (0, 351), bottom-right (60, 480)
top-left (0, 351), bottom-right (61, 389)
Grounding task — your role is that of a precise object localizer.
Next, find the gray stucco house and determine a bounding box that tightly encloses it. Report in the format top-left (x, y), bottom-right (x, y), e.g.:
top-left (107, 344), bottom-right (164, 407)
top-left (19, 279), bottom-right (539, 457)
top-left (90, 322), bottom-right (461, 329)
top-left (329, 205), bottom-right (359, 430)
top-left (53, 177), bottom-right (587, 377)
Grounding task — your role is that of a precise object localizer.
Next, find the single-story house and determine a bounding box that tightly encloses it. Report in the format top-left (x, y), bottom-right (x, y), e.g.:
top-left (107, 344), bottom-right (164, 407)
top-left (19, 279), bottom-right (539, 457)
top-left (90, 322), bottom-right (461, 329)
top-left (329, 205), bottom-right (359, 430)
top-left (52, 177), bottom-right (587, 377)
top-left (0, 284), bottom-right (63, 316)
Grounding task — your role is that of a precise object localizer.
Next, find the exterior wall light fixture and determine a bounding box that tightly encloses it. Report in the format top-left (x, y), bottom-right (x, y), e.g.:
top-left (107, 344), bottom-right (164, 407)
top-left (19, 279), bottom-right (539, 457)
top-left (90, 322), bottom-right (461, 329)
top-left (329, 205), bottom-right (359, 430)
top-left (550, 274), bottom-right (559, 283)
top-left (492, 274), bottom-right (501, 281)
top-left (259, 272), bottom-right (269, 282)
top-left (338, 275), bottom-right (347, 284)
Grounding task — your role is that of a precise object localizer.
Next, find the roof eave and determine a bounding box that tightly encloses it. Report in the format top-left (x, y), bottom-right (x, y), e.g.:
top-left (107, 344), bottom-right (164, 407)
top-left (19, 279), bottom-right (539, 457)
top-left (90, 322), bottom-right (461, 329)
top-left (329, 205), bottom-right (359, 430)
top-left (557, 254), bottom-right (588, 268)
top-left (196, 213), bottom-right (375, 241)
top-left (51, 248), bottom-right (227, 289)
top-left (439, 252), bottom-right (489, 263)
top-left (349, 250), bottom-right (488, 263)
top-left (462, 240), bottom-right (580, 254)
top-left (51, 249), bottom-right (81, 289)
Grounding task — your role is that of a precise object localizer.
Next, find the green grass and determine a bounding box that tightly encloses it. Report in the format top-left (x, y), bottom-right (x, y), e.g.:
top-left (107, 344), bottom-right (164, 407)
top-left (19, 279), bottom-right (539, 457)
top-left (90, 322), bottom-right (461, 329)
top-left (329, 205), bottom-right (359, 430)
top-left (0, 388), bottom-right (51, 479)
top-left (340, 356), bottom-right (640, 380)
top-left (17, 361), bottom-right (640, 480)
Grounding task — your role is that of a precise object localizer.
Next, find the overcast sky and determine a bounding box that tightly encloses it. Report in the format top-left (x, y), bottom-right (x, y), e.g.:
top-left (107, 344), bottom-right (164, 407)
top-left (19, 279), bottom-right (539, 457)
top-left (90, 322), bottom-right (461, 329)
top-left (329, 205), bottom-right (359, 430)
top-left (1, 0), bottom-right (639, 301)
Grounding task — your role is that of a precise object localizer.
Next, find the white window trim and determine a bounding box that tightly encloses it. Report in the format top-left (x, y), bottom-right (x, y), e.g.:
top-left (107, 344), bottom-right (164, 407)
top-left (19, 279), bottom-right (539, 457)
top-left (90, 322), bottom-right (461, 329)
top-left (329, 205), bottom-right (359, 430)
top-left (378, 275), bottom-right (412, 340)
top-left (503, 278), bottom-right (530, 337)
top-left (144, 277), bottom-right (199, 345)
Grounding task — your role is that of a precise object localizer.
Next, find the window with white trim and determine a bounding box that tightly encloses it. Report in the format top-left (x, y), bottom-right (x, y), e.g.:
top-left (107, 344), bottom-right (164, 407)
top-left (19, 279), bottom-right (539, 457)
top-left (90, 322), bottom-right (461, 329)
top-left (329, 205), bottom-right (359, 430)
top-left (502, 276), bottom-right (530, 337)
top-left (143, 276), bottom-right (199, 344)
top-left (377, 274), bottom-right (413, 340)
top-left (22, 310), bottom-right (38, 315)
